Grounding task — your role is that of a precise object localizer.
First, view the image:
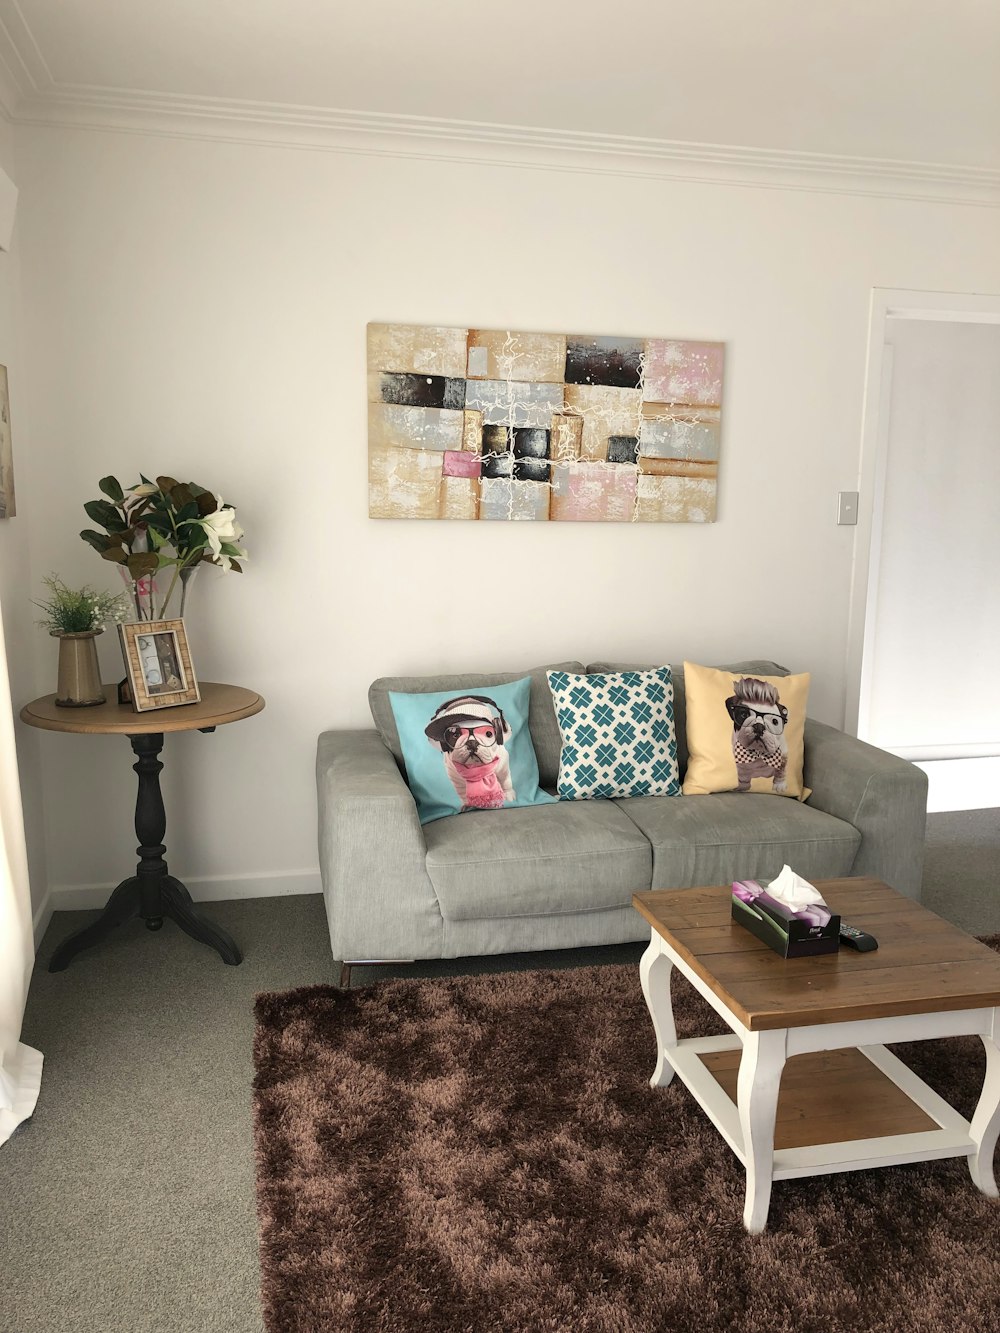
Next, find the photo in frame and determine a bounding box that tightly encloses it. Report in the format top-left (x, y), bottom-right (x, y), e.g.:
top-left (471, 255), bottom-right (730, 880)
top-left (118, 619), bottom-right (200, 712)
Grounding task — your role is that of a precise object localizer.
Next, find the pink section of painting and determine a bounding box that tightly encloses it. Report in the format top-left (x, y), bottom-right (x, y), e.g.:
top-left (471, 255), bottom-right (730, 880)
top-left (442, 450), bottom-right (481, 479)
top-left (550, 462), bottom-right (637, 522)
top-left (644, 341), bottom-right (724, 406)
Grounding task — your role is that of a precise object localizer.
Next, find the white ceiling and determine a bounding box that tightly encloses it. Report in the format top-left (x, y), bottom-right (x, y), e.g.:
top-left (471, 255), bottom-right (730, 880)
top-left (0, 0), bottom-right (997, 170)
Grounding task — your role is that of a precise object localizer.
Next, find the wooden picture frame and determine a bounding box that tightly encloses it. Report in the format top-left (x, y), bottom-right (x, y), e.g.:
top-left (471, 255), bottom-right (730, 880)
top-left (118, 619), bottom-right (200, 712)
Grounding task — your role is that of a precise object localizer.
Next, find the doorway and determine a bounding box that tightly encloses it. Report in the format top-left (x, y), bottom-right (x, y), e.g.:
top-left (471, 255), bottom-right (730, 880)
top-left (847, 289), bottom-right (1000, 811)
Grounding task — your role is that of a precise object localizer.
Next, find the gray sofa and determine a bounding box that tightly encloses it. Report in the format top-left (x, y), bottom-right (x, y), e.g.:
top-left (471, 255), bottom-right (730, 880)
top-left (316, 660), bottom-right (928, 978)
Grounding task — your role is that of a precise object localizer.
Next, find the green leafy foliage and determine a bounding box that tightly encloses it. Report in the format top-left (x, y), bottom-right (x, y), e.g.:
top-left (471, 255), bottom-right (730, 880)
top-left (126, 552), bottom-right (159, 580)
top-left (79, 528), bottom-right (112, 553)
top-left (33, 574), bottom-right (130, 634)
top-left (83, 499), bottom-right (127, 532)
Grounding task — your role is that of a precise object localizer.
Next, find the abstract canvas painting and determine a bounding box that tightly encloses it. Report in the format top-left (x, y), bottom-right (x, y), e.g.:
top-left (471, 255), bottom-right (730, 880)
top-left (0, 365), bottom-right (13, 519)
top-left (368, 323), bottom-right (723, 522)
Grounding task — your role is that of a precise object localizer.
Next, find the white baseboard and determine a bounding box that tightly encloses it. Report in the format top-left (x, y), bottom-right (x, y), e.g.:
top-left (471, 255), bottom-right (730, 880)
top-left (48, 869), bottom-right (322, 913)
top-left (916, 757), bottom-right (1000, 814)
top-left (32, 891), bottom-right (53, 950)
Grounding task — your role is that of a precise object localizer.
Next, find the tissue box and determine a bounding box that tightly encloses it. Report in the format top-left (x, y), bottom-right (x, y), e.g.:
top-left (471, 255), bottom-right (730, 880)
top-left (732, 880), bottom-right (841, 958)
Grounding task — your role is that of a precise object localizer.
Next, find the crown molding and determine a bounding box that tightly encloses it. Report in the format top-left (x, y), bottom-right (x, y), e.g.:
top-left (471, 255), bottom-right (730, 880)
top-left (10, 85), bottom-right (1000, 207)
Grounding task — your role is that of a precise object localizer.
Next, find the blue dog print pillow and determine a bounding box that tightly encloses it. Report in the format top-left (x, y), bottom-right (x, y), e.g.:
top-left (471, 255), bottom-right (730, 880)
top-left (388, 677), bottom-right (556, 825)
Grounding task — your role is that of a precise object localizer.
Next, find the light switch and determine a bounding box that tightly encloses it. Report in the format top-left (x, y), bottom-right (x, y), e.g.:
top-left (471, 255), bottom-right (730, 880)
top-left (837, 491), bottom-right (859, 525)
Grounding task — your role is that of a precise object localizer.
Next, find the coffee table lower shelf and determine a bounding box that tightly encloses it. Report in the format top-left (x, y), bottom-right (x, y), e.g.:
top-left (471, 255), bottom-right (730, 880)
top-left (669, 1035), bottom-right (976, 1181)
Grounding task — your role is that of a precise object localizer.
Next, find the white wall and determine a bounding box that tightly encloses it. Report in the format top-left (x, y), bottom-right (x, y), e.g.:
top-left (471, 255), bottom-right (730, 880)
top-left (0, 122), bottom-right (49, 935)
top-left (11, 124), bottom-right (1000, 908)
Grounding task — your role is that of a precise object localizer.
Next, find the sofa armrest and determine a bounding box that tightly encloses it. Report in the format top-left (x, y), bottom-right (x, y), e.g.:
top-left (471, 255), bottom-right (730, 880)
top-left (316, 730), bottom-right (442, 962)
top-left (803, 719), bottom-right (928, 899)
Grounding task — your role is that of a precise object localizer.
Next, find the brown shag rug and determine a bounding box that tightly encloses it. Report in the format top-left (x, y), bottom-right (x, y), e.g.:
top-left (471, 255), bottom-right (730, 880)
top-left (253, 947), bottom-right (1000, 1333)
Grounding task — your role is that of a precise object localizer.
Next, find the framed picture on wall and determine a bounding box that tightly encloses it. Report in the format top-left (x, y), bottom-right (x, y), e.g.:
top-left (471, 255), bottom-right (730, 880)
top-left (367, 322), bottom-right (724, 523)
top-left (118, 619), bottom-right (200, 711)
top-left (0, 364), bottom-right (14, 518)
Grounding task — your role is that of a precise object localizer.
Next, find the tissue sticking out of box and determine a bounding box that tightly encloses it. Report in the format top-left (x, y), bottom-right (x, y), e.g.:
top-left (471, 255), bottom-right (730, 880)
top-left (765, 865), bottom-right (831, 927)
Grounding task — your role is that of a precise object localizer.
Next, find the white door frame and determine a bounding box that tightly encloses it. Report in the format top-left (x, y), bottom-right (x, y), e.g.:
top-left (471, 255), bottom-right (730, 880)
top-left (844, 287), bottom-right (1000, 742)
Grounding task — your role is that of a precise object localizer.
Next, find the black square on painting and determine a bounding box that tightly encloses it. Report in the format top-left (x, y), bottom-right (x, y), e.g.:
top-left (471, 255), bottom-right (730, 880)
top-left (513, 428), bottom-right (551, 460)
top-left (380, 372), bottom-right (467, 410)
top-left (513, 458), bottom-right (551, 483)
top-left (482, 450), bottom-right (513, 479)
top-left (606, 435), bottom-right (639, 464)
top-left (565, 338), bottom-right (644, 389)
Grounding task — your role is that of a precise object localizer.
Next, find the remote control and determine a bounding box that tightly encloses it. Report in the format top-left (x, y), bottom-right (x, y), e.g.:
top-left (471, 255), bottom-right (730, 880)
top-left (839, 923), bottom-right (878, 952)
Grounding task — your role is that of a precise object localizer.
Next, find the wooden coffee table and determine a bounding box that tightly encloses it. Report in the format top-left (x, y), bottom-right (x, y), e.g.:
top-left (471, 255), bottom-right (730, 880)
top-left (632, 877), bottom-right (1000, 1233)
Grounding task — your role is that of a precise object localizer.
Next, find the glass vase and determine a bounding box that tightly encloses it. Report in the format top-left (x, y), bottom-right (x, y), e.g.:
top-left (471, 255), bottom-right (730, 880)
top-left (117, 565), bottom-right (154, 621)
top-left (115, 560), bottom-right (200, 622)
top-left (178, 564), bottom-right (199, 618)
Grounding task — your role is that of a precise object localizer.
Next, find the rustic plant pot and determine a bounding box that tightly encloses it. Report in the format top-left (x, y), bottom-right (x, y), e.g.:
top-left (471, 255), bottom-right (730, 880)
top-left (53, 629), bottom-right (105, 707)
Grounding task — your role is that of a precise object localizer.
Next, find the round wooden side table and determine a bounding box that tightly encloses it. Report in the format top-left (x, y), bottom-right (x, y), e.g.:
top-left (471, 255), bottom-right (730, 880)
top-left (20, 682), bottom-right (265, 972)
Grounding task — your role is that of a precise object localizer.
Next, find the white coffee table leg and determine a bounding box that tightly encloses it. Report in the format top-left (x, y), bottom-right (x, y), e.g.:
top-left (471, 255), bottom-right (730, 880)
top-left (639, 937), bottom-right (677, 1088)
top-left (737, 1028), bottom-right (787, 1234)
top-left (969, 1009), bottom-right (1000, 1197)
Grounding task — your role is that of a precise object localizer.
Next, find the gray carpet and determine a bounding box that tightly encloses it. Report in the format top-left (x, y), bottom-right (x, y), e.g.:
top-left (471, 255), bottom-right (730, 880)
top-left (1, 808), bottom-right (997, 1333)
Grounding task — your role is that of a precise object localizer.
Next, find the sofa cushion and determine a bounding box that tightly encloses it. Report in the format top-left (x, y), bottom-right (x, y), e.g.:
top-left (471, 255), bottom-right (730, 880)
top-left (370, 661), bottom-right (584, 789)
top-left (586, 660), bottom-right (789, 775)
top-left (616, 791), bottom-right (860, 890)
top-left (387, 677), bottom-right (556, 824)
top-left (423, 800), bottom-right (652, 921)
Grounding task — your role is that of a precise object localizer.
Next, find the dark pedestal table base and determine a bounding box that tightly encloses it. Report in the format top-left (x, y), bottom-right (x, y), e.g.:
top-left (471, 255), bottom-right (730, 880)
top-left (48, 730), bottom-right (242, 972)
top-left (48, 874), bottom-right (242, 971)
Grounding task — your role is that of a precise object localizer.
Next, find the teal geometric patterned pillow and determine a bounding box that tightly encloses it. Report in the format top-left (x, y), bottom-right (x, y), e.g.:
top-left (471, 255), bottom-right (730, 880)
top-left (546, 667), bottom-right (681, 801)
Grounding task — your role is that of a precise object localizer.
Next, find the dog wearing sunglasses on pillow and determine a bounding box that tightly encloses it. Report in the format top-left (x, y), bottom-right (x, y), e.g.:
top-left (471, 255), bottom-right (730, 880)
top-left (725, 677), bottom-right (789, 794)
top-left (424, 694), bottom-right (515, 811)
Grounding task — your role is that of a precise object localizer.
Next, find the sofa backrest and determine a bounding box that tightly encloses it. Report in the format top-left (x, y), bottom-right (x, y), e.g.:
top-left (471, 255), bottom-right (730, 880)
top-left (586, 660), bottom-right (789, 775)
top-left (369, 662), bottom-right (585, 789)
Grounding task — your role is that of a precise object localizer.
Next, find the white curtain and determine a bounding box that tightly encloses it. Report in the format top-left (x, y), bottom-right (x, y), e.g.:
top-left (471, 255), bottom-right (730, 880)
top-left (0, 608), bottom-right (42, 1145)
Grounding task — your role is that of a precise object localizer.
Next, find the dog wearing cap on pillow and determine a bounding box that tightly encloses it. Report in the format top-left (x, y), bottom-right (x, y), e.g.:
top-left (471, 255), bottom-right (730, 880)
top-left (424, 694), bottom-right (515, 812)
top-left (725, 677), bottom-right (789, 794)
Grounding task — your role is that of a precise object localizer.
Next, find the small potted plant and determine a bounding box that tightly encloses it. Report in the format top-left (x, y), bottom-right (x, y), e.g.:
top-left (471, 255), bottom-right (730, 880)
top-left (34, 575), bottom-right (130, 706)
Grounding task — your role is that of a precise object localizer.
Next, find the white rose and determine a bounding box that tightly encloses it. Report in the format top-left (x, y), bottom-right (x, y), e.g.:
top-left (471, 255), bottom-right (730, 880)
top-left (198, 496), bottom-right (247, 570)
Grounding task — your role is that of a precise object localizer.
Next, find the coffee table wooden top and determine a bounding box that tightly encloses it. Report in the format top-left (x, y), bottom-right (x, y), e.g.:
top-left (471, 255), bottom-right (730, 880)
top-left (633, 877), bottom-right (1000, 1031)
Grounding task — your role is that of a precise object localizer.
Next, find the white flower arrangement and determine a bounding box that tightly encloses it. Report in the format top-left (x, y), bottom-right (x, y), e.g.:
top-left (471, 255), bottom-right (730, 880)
top-left (80, 473), bottom-right (249, 618)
